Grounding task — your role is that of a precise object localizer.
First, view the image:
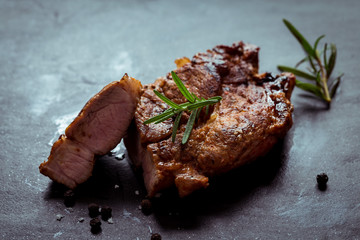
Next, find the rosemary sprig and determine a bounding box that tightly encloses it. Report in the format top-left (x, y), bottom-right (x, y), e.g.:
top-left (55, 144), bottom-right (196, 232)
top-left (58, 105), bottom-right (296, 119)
top-left (278, 19), bottom-right (343, 104)
top-left (144, 71), bottom-right (222, 144)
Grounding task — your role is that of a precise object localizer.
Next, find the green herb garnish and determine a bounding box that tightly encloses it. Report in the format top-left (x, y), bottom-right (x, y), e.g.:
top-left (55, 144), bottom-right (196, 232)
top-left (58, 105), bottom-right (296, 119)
top-left (278, 19), bottom-right (343, 104)
top-left (144, 71), bottom-right (222, 144)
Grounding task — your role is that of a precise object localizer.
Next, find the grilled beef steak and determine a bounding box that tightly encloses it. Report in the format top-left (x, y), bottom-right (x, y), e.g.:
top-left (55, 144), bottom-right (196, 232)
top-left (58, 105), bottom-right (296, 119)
top-left (124, 42), bottom-right (295, 197)
top-left (39, 74), bottom-right (142, 188)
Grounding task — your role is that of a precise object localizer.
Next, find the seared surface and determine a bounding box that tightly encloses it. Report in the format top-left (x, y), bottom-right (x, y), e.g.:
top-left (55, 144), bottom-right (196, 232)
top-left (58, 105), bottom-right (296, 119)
top-left (39, 74), bottom-right (142, 188)
top-left (134, 42), bottom-right (259, 145)
top-left (135, 64), bottom-right (222, 143)
top-left (125, 42), bottom-right (295, 197)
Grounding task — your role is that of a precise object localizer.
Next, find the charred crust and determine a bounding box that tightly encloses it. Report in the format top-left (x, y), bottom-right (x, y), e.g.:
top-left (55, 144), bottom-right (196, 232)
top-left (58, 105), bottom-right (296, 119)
top-left (214, 44), bottom-right (244, 56)
top-left (254, 72), bottom-right (276, 85)
top-left (129, 41), bottom-right (294, 198)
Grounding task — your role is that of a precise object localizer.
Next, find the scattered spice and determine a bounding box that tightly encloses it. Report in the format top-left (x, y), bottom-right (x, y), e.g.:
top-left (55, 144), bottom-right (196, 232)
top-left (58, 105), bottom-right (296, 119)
top-left (151, 233), bottom-right (162, 240)
top-left (141, 199), bottom-right (153, 215)
top-left (316, 173), bottom-right (329, 190)
top-left (90, 217), bottom-right (102, 234)
top-left (56, 214), bottom-right (64, 221)
top-left (101, 206), bottom-right (112, 221)
top-left (63, 189), bottom-right (75, 207)
top-left (115, 153), bottom-right (125, 160)
top-left (107, 217), bottom-right (114, 224)
top-left (64, 207), bottom-right (74, 214)
top-left (88, 203), bottom-right (100, 218)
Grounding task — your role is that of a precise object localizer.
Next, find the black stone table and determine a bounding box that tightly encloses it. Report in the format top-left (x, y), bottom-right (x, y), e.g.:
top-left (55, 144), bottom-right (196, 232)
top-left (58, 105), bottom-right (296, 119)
top-left (1, 0), bottom-right (359, 239)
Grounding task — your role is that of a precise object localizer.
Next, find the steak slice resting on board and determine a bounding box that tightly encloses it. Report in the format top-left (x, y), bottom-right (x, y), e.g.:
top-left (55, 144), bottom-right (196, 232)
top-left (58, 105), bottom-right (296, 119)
top-left (39, 74), bottom-right (142, 189)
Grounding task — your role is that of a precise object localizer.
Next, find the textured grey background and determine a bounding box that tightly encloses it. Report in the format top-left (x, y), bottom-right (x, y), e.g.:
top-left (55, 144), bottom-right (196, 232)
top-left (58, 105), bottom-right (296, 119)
top-left (1, 0), bottom-right (360, 239)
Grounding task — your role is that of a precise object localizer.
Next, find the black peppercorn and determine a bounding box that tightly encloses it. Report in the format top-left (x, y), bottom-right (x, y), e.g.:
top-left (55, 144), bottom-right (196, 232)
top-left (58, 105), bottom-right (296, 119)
top-left (88, 203), bottom-right (100, 218)
top-left (63, 190), bottom-right (75, 207)
top-left (141, 199), bottom-right (152, 215)
top-left (90, 217), bottom-right (101, 227)
top-left (101, 206), bottom-right (112, 221)
top-left (90, 217), bottom-right (102, 234)
top-left (151, 233), bottom-right (162, 240)
top-left (316, 173), bottom-right (329, 190)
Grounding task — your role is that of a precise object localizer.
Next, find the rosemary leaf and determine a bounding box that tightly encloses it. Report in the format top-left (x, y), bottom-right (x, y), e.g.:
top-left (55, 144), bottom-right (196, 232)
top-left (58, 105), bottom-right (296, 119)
top-left (205, 105), bottom-right (209, 115)
top-left (283, 19), bottom-right (315, 58)
top-left (182, 109), bottom-right (198, 144)
top-left (192, 93), bottom-right (200, 101)
top-left (153, 90), bottom-right (181, 109)
top-left (316, 72), bottom-right (321, 87)
top-left (295, 79), bottom-right (324, 99)
top-left (314, 35), bottom-right (325, 52)
top-left (144, 109), bottom-right (175, 124)
top-left (326, 44), bottom-right (337, 78)
top-left (323, 43), bottom-right (328, 70)
top-left (330, 74), bottom-right (343, 98)
top-left (154, 111), bottom-right (176, 124)
top-left (278, 65), bottom-right (317, 81)
top-left (171, 71), bottom-right (195, 103)
top-left (187, 98), bottom-right (222, 111)
top-left (178, 102), bottom-right (193, 109)
top-left (196, 107), bottom-right (201, 120)
top-left (208, 96), bottom-right (223, 101)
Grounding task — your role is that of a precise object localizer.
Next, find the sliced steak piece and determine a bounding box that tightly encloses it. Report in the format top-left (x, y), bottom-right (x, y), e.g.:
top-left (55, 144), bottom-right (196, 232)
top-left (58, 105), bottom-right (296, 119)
top-left (124, 42), bottom-right (295, 197)
top-left (39, 135), bottom-right (94, 189)
top-left (39, 74), bottom-right (142, 188)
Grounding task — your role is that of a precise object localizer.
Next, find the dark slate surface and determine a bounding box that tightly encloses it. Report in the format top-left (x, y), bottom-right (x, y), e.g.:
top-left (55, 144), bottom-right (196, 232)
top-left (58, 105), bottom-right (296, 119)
top-left (1, 0), bottom-right (359, 239)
